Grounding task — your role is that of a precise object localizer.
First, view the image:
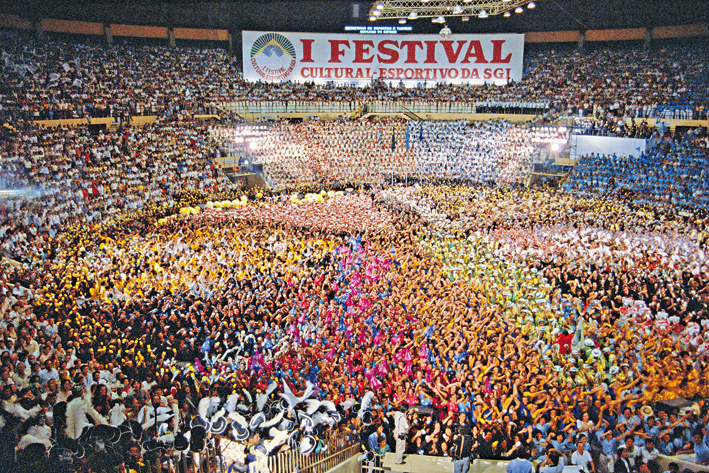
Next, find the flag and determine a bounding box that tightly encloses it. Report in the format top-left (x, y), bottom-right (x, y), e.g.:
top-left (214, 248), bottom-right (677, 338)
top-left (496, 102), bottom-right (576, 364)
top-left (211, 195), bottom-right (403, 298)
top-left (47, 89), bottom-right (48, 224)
top-left (405, 125), bottom-right (410, 152)
top-left (378, 128), bottom-right (382, 147)
top-left (390, 126), bottom-right (395, 152)
top-left (418, 123), bottom-right (424, 142)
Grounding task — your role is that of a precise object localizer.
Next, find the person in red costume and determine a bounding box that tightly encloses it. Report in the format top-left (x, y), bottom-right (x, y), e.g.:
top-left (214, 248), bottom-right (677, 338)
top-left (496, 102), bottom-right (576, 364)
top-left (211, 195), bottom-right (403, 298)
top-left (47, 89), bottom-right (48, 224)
top-left (556, 329), bottom-right (573, 354)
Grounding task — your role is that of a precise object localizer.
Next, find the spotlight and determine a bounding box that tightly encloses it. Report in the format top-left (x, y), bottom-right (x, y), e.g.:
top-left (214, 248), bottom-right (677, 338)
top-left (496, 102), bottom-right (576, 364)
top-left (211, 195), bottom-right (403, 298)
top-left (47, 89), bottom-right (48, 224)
top-left (528, 1), bottom-right (535, 8)
top-left (408, 10), bottom-right (419, 19)
top-left (453, 4), bottom-right (463, 13)
top-left (478, 9), bottom-right (488, 18)
top-left (373, 9), bottom-right (381, 16)
top-left (375, 2), bottom-right (384, 9)
top-left (369, 14), bottom-right (377, 20)
top-left (515, 6), bottom-right (523, 13)
top-left (432, 15), bottom-right (445, 23)
top-left (399, 18), bottom-right (406, 24)
top-left (503, 11), bottom-right (511, 16)
top-left (463, 0), bottom-right (473, 3)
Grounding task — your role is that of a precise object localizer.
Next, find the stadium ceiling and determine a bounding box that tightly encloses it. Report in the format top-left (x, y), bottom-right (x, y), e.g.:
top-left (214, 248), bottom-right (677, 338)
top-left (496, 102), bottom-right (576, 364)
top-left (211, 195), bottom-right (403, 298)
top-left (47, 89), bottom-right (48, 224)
top-left (367, 0), bottom-right (535, 22)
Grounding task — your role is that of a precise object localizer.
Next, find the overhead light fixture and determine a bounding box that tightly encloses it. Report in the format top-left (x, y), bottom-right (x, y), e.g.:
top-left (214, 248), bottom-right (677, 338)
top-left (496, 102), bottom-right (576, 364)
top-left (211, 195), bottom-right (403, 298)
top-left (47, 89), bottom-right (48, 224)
top-left (515, 6), bottom-right (523, 13)
top-left (399, 18), bottom-right (407, 24)
top-left (452, 4), bottom-right (463, 13)
top-left (503, 11), bottom-right (511, 16)
top-left (503, 0), bottom-right (511, 2)
top-left (439, 25), bottom-right (452, 40)
top-left (478, 9), bottom-right (488, 18)
top-left (528, 1), bottom-right (536, 8)
top-left (462, 16), bottom-right (469, 21)
top-left (463, 0), bottom-right (473, 3)
top-left (375, 2), bottom-right (384, 9)
top-left (432, 15), bottom-right (445, 23)
top-left (408, 10), bottom-right (419, 19)
top-left (421, 0), bottom-right (429, 3)
top-left (369, 14), bottom-right (377, 20)
top-left (373, 9), bottom-right (381, 16)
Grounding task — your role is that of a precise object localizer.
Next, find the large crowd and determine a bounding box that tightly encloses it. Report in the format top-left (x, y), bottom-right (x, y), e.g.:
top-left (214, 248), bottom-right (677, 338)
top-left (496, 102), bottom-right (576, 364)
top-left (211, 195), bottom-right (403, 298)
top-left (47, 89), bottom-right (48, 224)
top-left (1, 31), bottom-right (708, 123)
top-left (1, 29), bottom-right (709, 473)
top-left (214, 119), bottom-right (567, 190)
top-left (564, 128), bottom-right (709, 210)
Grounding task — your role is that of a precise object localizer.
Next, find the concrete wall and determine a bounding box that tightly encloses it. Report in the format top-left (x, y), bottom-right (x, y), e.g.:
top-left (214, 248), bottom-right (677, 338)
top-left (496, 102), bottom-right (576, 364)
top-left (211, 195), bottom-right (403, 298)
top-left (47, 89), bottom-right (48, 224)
top-left (34, 116), bottom-right (157, 128)
top-left (324, 455), bottom-right (361, 473)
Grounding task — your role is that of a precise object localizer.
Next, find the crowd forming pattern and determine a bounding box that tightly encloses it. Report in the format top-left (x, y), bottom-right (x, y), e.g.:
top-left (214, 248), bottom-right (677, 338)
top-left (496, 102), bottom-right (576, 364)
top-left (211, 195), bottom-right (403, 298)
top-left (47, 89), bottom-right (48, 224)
top-left (216, 120), bottom-right (559, 190)
top-left (0, 33), bottom-right (709, 473)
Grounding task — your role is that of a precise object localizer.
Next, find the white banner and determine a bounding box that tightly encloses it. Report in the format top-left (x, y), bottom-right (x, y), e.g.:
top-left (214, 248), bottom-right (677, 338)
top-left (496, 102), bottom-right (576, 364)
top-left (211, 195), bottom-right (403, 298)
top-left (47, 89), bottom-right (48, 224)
top-left (570, 135), bottom-right (647, 160)
top-left (242, 31), bottom-right (524, 86)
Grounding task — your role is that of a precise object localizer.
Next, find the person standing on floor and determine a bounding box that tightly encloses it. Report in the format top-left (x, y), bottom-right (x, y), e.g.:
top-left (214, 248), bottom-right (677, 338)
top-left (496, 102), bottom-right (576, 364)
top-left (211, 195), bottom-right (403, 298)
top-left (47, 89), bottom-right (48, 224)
top-left (392, 405), bottom-right (410, 464)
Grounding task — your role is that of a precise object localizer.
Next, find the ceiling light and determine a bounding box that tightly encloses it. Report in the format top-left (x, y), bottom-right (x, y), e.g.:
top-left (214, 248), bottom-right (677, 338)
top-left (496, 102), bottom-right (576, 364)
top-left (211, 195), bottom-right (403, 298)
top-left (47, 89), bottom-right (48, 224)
top-left (463, 0), bottom-right (473, 3)
top-left (462, 16), bottom-right (469, 21)
top-left (453, 5), bottom-right (463, 13)
top-left (503, 0), bottom-right (511, 2)
top-left (515, 6), bottom-right (523, 13)
top-left (399, 18), bottom-right (407, 24)
top-left (421, 0), bottom-right (429, 3)
top-left (478, 9), bottom-right (488, 18)
top-left (373, 9), bottom-right (381, 16)
top-left (528, 1), bottom-right (536, 8)
top-left (503, 11), bottom-right (511, 17)
top-left (369, 14), bottom-right (377, 20)
top-left (408, 10), bottom-right (419, 19)
top-left (375, 2), bottom-right (384, 9)
top-left (432, 15), bottom-right (445, 23)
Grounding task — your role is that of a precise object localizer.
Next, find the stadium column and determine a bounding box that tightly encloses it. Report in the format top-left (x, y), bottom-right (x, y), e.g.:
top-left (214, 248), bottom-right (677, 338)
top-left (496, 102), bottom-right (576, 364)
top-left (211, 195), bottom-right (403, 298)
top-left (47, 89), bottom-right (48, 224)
top-left (168, 28), bottom-right (176, 48)
top-left (34, 19), bottom-right (44, 41)
top-left (577, 30), bottom-right (585, 53)
top-left (644, 27), bottom-right (653, 51)
top-left (104, 24), bottom-right (113, 45)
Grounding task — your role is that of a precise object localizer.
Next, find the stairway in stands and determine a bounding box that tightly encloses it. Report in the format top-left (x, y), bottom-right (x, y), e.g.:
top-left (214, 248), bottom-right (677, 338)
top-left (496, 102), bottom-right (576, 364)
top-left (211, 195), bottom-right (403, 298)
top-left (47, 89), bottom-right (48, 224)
top-left (401, 107), bottom-right (423, 121)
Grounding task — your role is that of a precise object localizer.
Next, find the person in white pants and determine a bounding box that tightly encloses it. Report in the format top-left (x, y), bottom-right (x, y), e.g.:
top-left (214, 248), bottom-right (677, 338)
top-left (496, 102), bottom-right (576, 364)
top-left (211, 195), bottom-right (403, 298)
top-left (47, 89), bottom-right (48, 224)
top-left (392, 406), bottom-right (410, 464)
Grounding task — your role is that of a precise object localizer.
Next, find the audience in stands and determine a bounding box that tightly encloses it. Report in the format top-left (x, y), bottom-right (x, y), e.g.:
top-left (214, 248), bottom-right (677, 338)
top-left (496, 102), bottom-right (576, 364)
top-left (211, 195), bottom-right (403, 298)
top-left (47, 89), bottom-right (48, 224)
top-left (563, 128), bottom-right (709, 210)
top-left (1, 31), bottom-right (708, 124)
top-left (0, 30), bottom-right (708, 473)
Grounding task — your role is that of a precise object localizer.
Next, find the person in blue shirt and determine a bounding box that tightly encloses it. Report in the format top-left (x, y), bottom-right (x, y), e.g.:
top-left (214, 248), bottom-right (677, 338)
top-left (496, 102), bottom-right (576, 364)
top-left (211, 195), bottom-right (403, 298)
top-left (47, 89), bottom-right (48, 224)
top-left (539, 448), bottom-right (566, 473)
top-left (375, 435), bottom-right (391, 457)
top-left (368, 423), bottom-right (384, 452)
top-left (644, 417), bottom-right (660, 441)
top-left (597, 429), bottom-right (618, 473)
top-left (677, 427), bottom-right (709, 465)
top-left (531, 429), bottom-right (548, 460)
top-left (550, 431), bottom-right (573, 456)
top-left (507, 454), bottom-right (534, 473)
top-left (655, 432), bottom-right (676, 456)
top-left (367, 424), bottom-right (385, 473)
top-left (535, 417), bottom-right (551, 437)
